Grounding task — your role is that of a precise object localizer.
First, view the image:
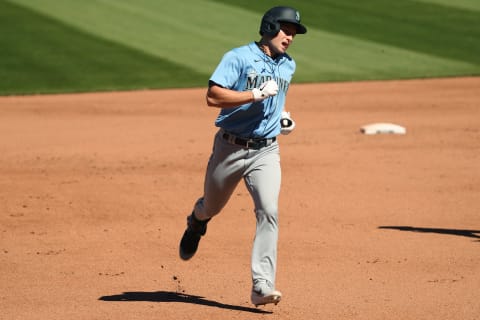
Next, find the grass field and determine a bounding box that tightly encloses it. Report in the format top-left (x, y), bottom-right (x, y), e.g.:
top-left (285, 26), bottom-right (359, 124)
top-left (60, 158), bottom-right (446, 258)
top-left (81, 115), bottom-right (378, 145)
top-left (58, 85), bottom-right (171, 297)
top-left (1, 0), bottom-right (479, 95)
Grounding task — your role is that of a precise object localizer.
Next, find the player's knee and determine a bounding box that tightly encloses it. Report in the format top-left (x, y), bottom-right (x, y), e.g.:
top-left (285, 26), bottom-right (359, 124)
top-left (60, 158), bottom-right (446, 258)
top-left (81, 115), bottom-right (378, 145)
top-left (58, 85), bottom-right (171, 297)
top-left (255, 205), bottom-right (278, 225)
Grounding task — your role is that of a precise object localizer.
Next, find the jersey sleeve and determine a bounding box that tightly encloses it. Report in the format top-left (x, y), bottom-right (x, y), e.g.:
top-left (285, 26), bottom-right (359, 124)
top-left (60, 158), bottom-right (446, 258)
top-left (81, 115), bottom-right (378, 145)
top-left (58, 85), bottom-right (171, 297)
top-left (209, 50), bottom-right (243, 90)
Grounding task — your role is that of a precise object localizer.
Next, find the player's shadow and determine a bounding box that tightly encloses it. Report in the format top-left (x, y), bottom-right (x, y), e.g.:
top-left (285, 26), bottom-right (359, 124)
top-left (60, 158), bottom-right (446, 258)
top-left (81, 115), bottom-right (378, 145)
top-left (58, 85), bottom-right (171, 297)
top-left (99, 291), bottom-right (271, 314)
top-left (378, 226), bottom-right (480, 241)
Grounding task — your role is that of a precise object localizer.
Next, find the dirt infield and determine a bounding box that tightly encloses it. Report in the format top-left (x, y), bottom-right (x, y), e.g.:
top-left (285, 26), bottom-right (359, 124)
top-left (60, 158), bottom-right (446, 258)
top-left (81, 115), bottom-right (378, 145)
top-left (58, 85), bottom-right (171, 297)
top-left (1, 77), bottom-right (479, 320)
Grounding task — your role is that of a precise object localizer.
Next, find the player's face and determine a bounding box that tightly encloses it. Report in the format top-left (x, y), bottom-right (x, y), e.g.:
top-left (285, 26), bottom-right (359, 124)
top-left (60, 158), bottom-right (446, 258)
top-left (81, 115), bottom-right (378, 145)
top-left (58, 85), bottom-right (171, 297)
top-left (270, 23), bottom-right (297, 56)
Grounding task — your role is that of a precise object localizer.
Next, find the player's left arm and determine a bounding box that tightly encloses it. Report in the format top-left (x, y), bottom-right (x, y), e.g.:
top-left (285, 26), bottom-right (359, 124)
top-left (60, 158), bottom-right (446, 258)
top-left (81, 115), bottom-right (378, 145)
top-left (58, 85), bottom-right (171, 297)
top-left (280, 85), bottom-right (295, 135)
top-left (280, 109), bottom-right (295, 135)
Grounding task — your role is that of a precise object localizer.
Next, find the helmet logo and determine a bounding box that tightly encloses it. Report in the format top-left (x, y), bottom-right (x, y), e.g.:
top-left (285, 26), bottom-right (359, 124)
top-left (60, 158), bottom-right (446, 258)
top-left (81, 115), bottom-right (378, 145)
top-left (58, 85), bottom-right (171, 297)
top-left (295, 11), bottom-right (300, 22)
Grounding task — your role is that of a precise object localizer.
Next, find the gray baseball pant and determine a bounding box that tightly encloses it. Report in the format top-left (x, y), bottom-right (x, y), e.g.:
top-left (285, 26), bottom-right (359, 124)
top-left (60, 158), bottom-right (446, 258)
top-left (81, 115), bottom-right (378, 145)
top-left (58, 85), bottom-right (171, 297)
top-left (194, 129), bottom-right (281, 291)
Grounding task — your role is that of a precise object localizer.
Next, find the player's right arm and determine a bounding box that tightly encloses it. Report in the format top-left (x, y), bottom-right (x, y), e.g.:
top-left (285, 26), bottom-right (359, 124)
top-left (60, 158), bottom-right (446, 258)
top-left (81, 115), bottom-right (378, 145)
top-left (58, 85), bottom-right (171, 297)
top-left (206, 82), bottom-right (255, 108)
top-left (206, 80), bottom-right (279, 108)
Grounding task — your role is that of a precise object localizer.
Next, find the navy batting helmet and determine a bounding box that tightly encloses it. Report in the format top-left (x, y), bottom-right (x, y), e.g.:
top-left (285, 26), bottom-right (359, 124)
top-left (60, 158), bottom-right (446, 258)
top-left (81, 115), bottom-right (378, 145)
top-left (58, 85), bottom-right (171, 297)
top-left (259, 6), bottom-right (307, 36)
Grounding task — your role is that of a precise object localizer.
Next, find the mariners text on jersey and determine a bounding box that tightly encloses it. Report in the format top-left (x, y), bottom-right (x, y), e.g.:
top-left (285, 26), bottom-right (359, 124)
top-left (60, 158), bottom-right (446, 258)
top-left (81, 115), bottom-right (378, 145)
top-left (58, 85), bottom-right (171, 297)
top-left (246, 74), bottom-right (290, 93)
top-left (209, 41), bottom-right (297, 138)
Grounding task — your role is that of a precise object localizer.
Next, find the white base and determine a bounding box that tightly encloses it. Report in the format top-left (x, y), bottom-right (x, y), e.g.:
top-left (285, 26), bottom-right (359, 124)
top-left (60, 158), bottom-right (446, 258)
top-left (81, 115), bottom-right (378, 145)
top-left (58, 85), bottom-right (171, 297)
top-left (360, 123), bottom-right (406, 135)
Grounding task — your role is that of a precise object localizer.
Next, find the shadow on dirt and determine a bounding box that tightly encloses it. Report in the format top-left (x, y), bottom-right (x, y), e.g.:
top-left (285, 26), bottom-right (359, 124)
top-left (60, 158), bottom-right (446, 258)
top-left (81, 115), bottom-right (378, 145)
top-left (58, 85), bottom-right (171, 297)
top-left (99, 291), bottom-right (272, 314)
top-left (378, 226), bottom-right (480, 241)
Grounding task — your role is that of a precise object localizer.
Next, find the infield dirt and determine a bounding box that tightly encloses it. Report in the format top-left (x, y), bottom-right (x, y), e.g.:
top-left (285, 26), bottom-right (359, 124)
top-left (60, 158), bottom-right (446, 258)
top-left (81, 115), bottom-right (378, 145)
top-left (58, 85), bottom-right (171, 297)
top-left (1, 77), bottom-right (479, 319)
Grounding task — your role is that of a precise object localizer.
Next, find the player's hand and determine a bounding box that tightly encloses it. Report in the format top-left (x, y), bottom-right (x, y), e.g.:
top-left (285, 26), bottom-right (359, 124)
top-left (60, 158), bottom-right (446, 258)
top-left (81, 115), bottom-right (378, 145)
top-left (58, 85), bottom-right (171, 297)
top-left (280, 111), bottom-right (295, 135)
top-left (252, 80), bottom-right (279, 101)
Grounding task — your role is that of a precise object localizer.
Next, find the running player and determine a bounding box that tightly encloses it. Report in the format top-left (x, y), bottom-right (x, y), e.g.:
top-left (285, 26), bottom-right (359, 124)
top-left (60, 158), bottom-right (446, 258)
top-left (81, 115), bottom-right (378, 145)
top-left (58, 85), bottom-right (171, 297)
top-left (179, 6), bottom-right (307, 307)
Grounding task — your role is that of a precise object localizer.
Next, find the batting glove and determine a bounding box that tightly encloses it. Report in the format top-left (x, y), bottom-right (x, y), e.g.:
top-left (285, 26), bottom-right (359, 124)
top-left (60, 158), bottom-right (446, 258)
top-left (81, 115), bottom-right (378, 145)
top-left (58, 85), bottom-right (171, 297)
top-left (280, 111), bottom-right (296, 135)
top-left (252, 79), bottom-right (279, 102)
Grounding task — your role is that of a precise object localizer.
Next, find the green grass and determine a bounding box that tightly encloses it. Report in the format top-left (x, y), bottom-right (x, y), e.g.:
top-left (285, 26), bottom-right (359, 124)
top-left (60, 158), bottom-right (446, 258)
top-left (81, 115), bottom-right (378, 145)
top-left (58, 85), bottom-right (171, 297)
top-left (1, 0), bottom-right (479, 95)
top-left (213, 0), bottom-right (480, 82)
top-left (0, 1), bottom-right (208, 95)
top-left (217, 0), bottom-right (480, 64)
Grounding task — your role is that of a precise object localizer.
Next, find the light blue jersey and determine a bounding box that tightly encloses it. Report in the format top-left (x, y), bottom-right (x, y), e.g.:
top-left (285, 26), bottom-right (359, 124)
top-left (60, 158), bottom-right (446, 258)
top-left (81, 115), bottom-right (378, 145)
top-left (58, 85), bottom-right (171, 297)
top-left (209, 42), bottom-right (296, 139)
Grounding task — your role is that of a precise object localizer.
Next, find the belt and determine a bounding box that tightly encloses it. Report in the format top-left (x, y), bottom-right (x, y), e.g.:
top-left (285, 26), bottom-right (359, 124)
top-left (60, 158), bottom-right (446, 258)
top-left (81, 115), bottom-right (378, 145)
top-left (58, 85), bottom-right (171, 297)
top-left (221, 131), bottom-right (276, 150)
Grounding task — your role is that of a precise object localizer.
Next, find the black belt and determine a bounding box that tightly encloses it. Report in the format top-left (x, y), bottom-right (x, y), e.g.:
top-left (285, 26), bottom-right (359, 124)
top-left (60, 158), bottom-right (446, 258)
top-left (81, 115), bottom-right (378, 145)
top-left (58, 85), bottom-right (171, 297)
top-left (222, 131), bottom-right (276, 150)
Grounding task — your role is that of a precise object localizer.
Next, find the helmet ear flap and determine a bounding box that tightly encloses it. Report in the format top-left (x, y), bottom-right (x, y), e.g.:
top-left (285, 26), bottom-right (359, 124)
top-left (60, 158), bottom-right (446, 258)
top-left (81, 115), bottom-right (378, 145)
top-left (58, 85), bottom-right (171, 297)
top-left (260, 15), bottom-right (280, 36)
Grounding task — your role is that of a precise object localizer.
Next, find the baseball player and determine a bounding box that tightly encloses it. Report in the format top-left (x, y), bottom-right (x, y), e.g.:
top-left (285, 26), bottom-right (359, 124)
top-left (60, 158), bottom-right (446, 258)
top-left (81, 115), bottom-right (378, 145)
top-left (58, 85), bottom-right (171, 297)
top-left (179, 6), bottom-right (307, 307)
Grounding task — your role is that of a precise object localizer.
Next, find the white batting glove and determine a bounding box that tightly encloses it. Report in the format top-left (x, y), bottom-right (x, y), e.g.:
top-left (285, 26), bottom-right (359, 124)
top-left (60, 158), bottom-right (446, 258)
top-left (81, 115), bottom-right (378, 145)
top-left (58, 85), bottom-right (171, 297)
top-left (252, 79), bottom-right (279, 102)
top-left (280, 111), bottom-right (296, 135)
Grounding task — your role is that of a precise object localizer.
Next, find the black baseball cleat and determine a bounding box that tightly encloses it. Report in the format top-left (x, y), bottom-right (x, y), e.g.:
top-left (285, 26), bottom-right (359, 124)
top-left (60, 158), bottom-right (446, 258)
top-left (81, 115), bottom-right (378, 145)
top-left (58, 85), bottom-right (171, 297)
top-left (179, 213), bottom-right (210, 260)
